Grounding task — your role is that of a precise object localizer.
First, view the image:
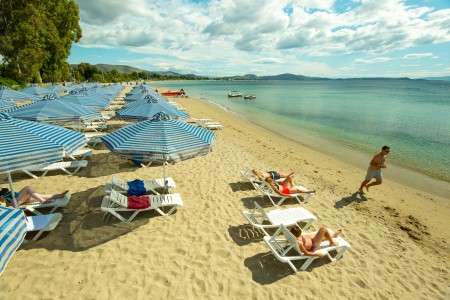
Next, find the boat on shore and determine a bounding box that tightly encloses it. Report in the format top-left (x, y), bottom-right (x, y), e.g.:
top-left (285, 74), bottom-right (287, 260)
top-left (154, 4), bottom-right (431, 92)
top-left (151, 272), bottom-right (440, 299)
top-left (243, 94), bottom-right (256, 99)
top-left (161, 89), bottom-right (185, 97)
top-left (228, 90), bottom-right (242, 97)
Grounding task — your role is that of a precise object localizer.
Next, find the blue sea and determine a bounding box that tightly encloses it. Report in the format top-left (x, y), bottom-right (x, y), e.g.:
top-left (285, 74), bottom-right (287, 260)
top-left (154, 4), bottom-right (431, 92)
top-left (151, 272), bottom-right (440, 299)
top-left (151, 79), bottom-right (450, 195)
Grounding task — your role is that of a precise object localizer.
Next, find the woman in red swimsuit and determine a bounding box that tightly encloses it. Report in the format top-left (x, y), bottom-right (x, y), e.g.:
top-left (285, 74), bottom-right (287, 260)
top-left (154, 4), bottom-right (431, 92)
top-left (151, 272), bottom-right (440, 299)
top-left (290, 226), bottom-right (342, 257)
top-left (265, 176), bottom-right (315, 196)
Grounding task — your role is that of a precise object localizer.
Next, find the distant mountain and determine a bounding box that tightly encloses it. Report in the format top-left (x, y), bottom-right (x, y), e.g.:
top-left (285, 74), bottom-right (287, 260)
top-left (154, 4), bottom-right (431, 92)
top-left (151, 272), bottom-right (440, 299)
top-left (421, 76), bottom-right (450, 81)
top-left (71, 63), bottom-right (447, 81)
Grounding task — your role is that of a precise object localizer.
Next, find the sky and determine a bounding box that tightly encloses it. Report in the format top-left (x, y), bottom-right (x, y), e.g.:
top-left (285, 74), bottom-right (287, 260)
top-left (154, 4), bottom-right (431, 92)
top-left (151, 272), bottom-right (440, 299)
top-left (68, 0), bottom-right (450, 78)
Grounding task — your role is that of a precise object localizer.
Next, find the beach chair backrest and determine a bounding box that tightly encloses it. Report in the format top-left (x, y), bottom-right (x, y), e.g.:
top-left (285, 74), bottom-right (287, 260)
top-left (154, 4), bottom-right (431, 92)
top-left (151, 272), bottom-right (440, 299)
top-left (112, 176), bottom-right (129, 191)
top-left (110, 190), bottom-right (128, 208)
top-left (252, 202), bottom-right (270, 224)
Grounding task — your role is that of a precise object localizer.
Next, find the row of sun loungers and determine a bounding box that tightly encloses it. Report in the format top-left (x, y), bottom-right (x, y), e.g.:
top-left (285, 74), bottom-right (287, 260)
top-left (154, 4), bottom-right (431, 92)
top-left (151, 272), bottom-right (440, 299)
top-left (191, 118), bottom-right (224, 130)
top-left (240, 167), bottom-right (351, 272)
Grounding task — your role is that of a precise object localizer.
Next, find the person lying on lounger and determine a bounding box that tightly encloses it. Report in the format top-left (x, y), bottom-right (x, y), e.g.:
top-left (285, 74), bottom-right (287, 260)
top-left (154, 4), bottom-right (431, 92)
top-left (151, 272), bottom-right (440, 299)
top-left (252, 169), bottom-right (294, 181)
top-left (289, 226), bottom-right (342, 258)
top-left (0, 186), bottom-right (68, 207)
top-left (265, 176), bottom-right (315, 197)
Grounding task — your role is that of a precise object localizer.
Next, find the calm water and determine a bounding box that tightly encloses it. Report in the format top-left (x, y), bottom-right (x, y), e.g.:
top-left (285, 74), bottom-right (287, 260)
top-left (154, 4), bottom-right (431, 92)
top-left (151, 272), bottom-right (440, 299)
top-left (151, 79), bottom-right (450, 185)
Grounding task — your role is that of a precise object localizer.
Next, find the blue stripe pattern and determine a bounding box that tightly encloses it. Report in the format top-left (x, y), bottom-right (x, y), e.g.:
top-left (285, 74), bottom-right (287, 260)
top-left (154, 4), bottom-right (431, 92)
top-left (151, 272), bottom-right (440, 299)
top-left (0, 86), bottom-right (41, 102)
top-left (0, 117), bottom-right (87, 173)
top-left (8, 99), bottom-right (102, 123)
top-left (0, 206), bottom-right (27, 275)
top-left (101, 116), bottom-right (215, 163)
top-left (116, 100), bottom-right (189, 122)
top-left (60, 94), bottom-right (109, 111)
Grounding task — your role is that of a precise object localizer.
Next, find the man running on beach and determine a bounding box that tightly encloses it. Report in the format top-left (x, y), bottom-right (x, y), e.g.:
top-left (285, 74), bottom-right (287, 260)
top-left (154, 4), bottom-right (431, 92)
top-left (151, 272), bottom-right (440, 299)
top-left (359, 146), bottom-right (390, 194)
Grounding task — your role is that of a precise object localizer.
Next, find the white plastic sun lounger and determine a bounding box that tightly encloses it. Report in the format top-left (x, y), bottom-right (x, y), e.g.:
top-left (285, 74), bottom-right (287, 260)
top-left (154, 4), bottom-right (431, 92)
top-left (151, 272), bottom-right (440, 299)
top-left (65, 121), bottom-right (107, 132)
top-left (101, 190), bottom-right (183, 222)
top-left (104, 176), bottom-right (176, 195)
top-left (254, 181), bottom-right (314, 206)
top-left (263, 224), bottom-right (351, 272)
top-left (21, 160), bottom-right (88, 178)
top-left (191, 118), bottom-right (224, 130)
top-left (242, 201), bottom-right (316, 236)
top-left (20, 193), bottom-right (71, 216)
top-left (24, 213), bottom-right (63, 242)
top-left (66, 149), bottom-right (92, 161)
top-left (85, 133), bottom-right (106, 147)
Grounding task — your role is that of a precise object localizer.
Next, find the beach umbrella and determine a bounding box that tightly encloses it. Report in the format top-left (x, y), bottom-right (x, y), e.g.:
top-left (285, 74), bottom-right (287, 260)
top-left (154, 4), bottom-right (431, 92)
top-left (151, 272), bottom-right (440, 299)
top-left (0, 113), bottom-right (87, 207)
top-left (125, 88), bottom-right (161, 102)
top-left (60, 90), bottom-right (109, 111)
top-left (8, 94), bottom-right (102, 124)
top-left (20, 84), bottom-right (58, 98)
top-left (116, 96), bottom-right (189, 122)
top-left (0, 100), bottom-right (15, 111)
top-left (0, 206), bottom-right (27, 276)
top-left (101, 111), bottom-right (215, 184)
top-left (0, 86), bottom-right (41, 103)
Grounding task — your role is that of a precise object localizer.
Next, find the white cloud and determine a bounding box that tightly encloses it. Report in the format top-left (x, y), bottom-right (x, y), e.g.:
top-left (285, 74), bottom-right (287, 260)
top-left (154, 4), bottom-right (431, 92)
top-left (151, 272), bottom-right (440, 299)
top-left (354, 57), bottom-right (393, 64)
top-left (403, 53), bottom-right (434, 59)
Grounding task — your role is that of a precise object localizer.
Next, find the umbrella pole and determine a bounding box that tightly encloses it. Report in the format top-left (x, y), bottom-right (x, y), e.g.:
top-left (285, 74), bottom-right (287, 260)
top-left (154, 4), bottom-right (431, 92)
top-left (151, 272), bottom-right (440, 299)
top-left (7, 172), bottom-right (18, 208)
top-left (163, 155), bottom-right (167, 193)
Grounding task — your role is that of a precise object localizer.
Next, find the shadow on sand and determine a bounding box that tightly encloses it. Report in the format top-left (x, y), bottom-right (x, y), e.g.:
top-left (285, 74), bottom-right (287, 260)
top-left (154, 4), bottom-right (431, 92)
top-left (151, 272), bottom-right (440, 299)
top-left (20, 186), bottom-right (164, 252)
top-left (334, 191), bottom-right (368, 208)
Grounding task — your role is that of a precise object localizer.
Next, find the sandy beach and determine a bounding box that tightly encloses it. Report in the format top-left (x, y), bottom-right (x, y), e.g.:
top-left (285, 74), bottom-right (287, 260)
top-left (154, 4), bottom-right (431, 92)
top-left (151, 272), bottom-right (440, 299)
top-left (1, 84), bottom-right (449, 299)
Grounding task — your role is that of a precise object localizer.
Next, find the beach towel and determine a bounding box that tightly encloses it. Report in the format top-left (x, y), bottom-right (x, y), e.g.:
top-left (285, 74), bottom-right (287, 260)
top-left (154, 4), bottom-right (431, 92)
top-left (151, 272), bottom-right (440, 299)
top-left (127, 179), bottom-right (146, 196)
top-left (127, 196), bottom-right (150, 209)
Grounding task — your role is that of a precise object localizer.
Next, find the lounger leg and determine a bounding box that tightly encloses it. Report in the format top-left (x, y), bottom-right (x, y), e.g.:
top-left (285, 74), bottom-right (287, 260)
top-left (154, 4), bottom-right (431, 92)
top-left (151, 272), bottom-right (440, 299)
top-left (300, 257), bottom-right (317, 271)
top-left (332, 246), bottom-right (349, 261)
top-left (302, 219), bottom-right (314, 230)
top-left (41, 170), bottom-right (49, 177)
top-left (276, 196), bottom-right (287, 206)
top-left (22, 169), bottom-right (39, 179)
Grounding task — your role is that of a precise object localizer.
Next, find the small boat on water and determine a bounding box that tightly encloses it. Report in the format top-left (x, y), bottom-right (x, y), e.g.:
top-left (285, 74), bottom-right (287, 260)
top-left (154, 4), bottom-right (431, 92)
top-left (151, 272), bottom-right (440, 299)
top-left (228, 90), bottom-right (242, 97)
top-left (161, 89), bottom-right (185, 96)
top-left (244, 94), bottom-right (256, 99)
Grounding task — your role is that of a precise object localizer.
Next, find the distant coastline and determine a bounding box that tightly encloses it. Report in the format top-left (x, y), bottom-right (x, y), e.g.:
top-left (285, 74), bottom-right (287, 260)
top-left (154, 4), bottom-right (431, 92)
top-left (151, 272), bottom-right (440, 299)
top-left (72, 63), bottom-right (450, 82)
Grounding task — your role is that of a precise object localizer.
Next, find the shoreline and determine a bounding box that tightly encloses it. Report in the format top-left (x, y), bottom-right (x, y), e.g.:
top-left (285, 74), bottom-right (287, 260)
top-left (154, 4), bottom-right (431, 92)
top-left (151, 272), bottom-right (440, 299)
top-left (1, 84), bottom-right (449, 299)
top-left (197, 96), bottom-right (450, 200)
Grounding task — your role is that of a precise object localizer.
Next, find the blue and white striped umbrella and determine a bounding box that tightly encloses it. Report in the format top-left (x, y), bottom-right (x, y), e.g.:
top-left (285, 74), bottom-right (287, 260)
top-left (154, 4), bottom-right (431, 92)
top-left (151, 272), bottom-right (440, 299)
top-left (0, 86), bottom-right (41, 103)
top-left (7, 96), bottom-right (102, 124)
top-left (0, 100), bottom-right (15, 111)
top-left (125, 89), bottom-right (162, 102)
top-left (20, 84), bottom-right (58, 97)
top-left (0, 206), bottom-right (26, 276)
top-left (101, 112), bottom-right (215, 163)
top-left (60, 91), bottom-right (109, 111)
top-left (0, 113), bottom-right (87, 207)
top-left (116, 96), bottom-right (189, 122)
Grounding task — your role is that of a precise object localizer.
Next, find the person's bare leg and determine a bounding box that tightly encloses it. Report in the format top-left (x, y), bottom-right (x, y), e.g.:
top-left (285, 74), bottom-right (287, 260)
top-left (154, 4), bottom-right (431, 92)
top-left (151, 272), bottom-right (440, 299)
top-left (359, 180), bottom-right (370, 194)
top-left (282, 175), bottom-right (294, 187)
top-left (313, 227), bottom-right (339, 246)
top-left (292, 186), bottom-right (316, 193)
top-left (279, 171), bottom-right (294, 178)
top-left (365, 179), bottom-right (382, 192)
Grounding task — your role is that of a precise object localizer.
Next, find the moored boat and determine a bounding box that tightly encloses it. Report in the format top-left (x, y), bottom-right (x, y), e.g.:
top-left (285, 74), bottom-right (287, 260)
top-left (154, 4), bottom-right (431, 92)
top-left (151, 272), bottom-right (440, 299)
top-left (243, 94), bottom-right (256, 99)
top-left (228, 90), bottom-right (242, 97)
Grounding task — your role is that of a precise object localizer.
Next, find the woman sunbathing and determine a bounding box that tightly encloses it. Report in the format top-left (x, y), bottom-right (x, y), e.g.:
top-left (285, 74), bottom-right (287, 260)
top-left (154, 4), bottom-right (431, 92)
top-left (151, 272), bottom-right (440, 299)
top-left (290, 226), bottom-right (342, 257)
top-left (0, 186), bottom-right (68, 207)
top-left (265, 176), bottom-right (315, 197)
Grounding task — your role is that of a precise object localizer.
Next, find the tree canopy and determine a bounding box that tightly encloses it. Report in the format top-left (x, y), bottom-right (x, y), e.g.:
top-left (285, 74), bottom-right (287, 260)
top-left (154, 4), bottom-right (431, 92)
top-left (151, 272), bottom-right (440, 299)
top-left (0, 0), bottom-right (82, 83)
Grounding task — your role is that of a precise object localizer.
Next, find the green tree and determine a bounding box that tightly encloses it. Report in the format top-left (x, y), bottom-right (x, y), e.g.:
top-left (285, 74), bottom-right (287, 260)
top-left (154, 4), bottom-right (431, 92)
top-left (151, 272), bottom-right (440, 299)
top-left (0, 0), bottom-right (82, 83)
